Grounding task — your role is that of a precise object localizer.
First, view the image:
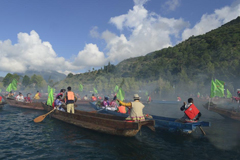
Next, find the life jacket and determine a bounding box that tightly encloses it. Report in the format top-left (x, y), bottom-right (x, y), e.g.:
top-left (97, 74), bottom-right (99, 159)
top-left (184, 103), bottom-right (200, 120)
top-left (118, 106), bottom-right (127, 114)
top-left (92, 96), bottom-right (97, 101)
top-left (67, 91), bottom-right (74, 101)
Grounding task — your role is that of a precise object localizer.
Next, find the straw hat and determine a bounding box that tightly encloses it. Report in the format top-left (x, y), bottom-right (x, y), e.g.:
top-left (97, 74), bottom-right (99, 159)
top-left (133, 94), bottom-right (140, 99)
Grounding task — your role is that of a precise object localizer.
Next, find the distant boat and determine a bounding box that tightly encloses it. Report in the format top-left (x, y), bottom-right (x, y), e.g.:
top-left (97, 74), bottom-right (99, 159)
top-left (203, 102), bottom-right (240, 121)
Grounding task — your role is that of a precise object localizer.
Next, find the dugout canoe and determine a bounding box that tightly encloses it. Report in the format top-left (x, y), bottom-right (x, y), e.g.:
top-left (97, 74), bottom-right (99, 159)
top-left (203, 102), bottom-right (240, 121)
top-left (90, 102), bottom-right (210, 134)
top-left (2, 95), bottom-right (45, 110)
top-left (42, 103), bottom-right (155, 137)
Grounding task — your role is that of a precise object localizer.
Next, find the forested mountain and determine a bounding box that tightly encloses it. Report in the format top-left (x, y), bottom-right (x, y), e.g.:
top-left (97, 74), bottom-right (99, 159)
top-left (60, 16), bottom-right (240, 97)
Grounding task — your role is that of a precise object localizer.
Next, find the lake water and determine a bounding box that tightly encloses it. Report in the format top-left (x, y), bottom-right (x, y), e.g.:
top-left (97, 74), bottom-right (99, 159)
top-left (1, 101), bottom-right (240, 160)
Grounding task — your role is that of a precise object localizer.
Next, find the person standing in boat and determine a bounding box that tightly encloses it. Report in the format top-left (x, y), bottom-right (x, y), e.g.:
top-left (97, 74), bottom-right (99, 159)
top-left (117, 94), bottom-right (145, 122)
top-left (63, 86), bottom-right (77, 114)
top-left (178, 98), bottom-right (201, 122)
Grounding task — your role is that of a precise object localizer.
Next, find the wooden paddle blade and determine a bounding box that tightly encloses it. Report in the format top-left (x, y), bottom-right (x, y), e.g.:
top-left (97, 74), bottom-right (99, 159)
top-left (34, 115), bottom-right (46, 123)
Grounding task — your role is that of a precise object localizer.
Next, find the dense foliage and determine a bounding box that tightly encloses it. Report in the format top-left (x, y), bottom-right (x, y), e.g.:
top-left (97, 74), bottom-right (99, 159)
top-left (61, 17), bottom-right (240, 97)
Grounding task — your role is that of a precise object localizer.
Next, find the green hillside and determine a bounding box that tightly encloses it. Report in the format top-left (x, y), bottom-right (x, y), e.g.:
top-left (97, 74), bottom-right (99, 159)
top-left (60, 16), bottom-right (240, 97)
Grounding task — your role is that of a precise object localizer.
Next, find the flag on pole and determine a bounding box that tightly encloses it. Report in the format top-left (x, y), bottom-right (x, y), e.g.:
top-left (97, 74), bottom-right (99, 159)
top-left (215, 79), bottom-right (225, 97)
top-left (47, 86), bottom-right (55, 106)
top-left (227, 89), bottom-right (232, 98)
top-left (210, 79), bottom-right (216, 98)
top-left (79, 84), bottom-right (83, 92)
top-left (114, 85), bottom-right (119, 93)
top-left (93, 87), bottom-right (98, 94)
top-left (6, 83), bottom-right (13, 92)
top-left (117, 88), bottom-right (125, 101)
top-left (11, 79), bottom-right (18, 91)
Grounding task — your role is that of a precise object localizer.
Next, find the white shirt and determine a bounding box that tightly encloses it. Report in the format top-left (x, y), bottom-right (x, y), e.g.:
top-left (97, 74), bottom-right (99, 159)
top-left (16, 95), bottom-right (24, 102)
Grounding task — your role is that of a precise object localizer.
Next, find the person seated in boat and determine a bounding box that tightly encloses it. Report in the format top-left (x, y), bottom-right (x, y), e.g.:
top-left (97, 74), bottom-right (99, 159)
top-left (102, 96), bottom-right (110, 107)
top-left (8, 91), bottom-right (14, 98)
top-left (56, 89), bottom-right (65, 101)
top-left (178, 98), bottom-right (201, 122)
top-left (54, 95), bottom-right (65, 112)
top-left (33, 91), bottom-right (41, 100)
top-left (97, 94), bottom-right (102, 100)
top-left (84, 95), bottom-right (88, 100)
top-left (147, 95), bottom-right (151, 103)
top-left (0, 95), bottom-right (2, 104)
top-left (110, 95), bottom-right (118, 108)
top-left (117, 94), bottom-right (145, 122)
top-left (63, 86), bottom-right (77, 114)
top-left (76, 93), bottom-right (81, 100)
top-left (91, 94), bottom-right (97, 101)
top-left (16, 92), bottom-right (24, 102)
top-left (24, 93), bottom-right (32, 103)
top-left (177, 96), bottom-right (181, 101)
top-left (237, 90), bottom-right (240, 97)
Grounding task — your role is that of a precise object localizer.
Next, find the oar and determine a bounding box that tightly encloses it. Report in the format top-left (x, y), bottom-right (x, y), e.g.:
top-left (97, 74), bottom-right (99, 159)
top-left (33, 108), bottom-right (56, 123)
top-left (199, 126), bottom-right (206, 135)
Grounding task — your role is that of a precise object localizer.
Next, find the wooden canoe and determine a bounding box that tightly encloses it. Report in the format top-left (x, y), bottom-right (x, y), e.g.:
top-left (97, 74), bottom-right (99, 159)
top-left (203, 102), bottom-right (240, 121)
top-left (2, 95), bottom-right (45, 110)
top-left (90, 102), bottom-right (210, 134)
top-left (75, 100), bottom-right (92, 105)
top-left (42, 103), bottom-right (155, 137)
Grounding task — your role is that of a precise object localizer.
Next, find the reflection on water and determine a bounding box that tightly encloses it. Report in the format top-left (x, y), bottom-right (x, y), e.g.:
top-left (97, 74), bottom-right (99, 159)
top-left (1, 102), bottom-right (240, 159)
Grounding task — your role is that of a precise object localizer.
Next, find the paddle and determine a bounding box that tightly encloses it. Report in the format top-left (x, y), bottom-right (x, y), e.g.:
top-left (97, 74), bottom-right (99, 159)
top-left (33, 108), bottom-right (56, 123)
top-left (199, 126), bottom-right (206, 135)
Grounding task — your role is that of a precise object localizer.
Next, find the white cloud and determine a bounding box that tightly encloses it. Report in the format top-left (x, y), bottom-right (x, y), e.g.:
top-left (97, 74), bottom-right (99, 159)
top-left (106, 1), bottom-right (189, 62)
top-left (73, 43), bottom-right (106, 67)
top-left (90, 26), bottom-right (100, 38)
top-left (182, 1), bottom-right (240, 40)
top-left (162, 0), bottom-right (180, 11)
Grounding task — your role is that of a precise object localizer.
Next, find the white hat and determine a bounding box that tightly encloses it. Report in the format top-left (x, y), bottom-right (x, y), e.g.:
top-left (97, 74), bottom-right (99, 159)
top-left (133, 94), bottom-right (140, 99)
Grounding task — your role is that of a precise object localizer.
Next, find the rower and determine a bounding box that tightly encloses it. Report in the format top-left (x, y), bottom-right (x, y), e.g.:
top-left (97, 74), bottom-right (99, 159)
top-left (91, 94), bottom-right (97, 101)
top-left (117, 94), bottom-right (145, 122)
top-left (33, 91), bottom-right (41, 100)
top-left (54, 95), bottom-right (65, 112)
top-left (63, 86), bottom-right (77, 114)
top-left (102, 96), bottom-right (110, 107)
top-left (178, 98), bottom-right (201, 122)
top-left (84, 95), bottom-right (88, 100)
top-left (8, 91), bottom-right (14, 98)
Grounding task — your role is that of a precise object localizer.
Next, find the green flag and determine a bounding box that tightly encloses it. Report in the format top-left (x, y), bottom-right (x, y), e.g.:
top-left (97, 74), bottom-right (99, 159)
top-left (6, 83), bottom-right (12, 92)
top-left (47, 86), bottom-right (55, 106)
top-left (210, 79), bottom-right (216, 98)
top-left (215, 79), bottom-right (225, 97)
top-left (114, 85), bottom-right (119, 93)
top-left (145, 91), bottom-right (148, 96)
top-left (117, 88), bottom-right (125, 101)
top-left (11, 79), bottom-right (18, 91)
top-left (227, 89), bottom-right (232, 98)
top-left (79, 84), bottom-right (83, 92)
top-left (93, 87), bottom-right (98, 94)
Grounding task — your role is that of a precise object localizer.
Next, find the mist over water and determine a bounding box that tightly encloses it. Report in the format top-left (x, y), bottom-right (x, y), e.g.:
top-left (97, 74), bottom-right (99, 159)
top-left (1, 101), bottom-right (240, 159)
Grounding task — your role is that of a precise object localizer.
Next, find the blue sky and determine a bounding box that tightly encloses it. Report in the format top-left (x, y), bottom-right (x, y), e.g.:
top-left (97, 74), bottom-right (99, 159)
top-left (0, 0), bottom-right (239, 76)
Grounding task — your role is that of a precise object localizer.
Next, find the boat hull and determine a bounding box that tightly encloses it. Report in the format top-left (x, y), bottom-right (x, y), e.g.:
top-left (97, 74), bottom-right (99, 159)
top-left (42, 104), bottom-right (155, 137)
top-left (2, 96), bottom-right (44, 110)
top-left (90, 102), bottom-right (210, 134)
top-left (203, 102), bottom-right (240, 121)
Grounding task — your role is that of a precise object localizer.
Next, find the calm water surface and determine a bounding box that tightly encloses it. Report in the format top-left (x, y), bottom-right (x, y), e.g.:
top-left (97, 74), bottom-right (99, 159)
top-left (1, 101), bottom-right (240, 160)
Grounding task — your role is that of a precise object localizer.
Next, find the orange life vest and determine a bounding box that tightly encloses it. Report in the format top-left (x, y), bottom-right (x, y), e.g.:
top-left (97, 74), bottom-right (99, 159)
top-left (118, 106), bottom-right (127, 114)
top-left (92, 96), bottom-right (97, 101)
top-left (184, 103), bottom-right (200, 120)
top-left (67, 91), bottom-right (74, 100)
